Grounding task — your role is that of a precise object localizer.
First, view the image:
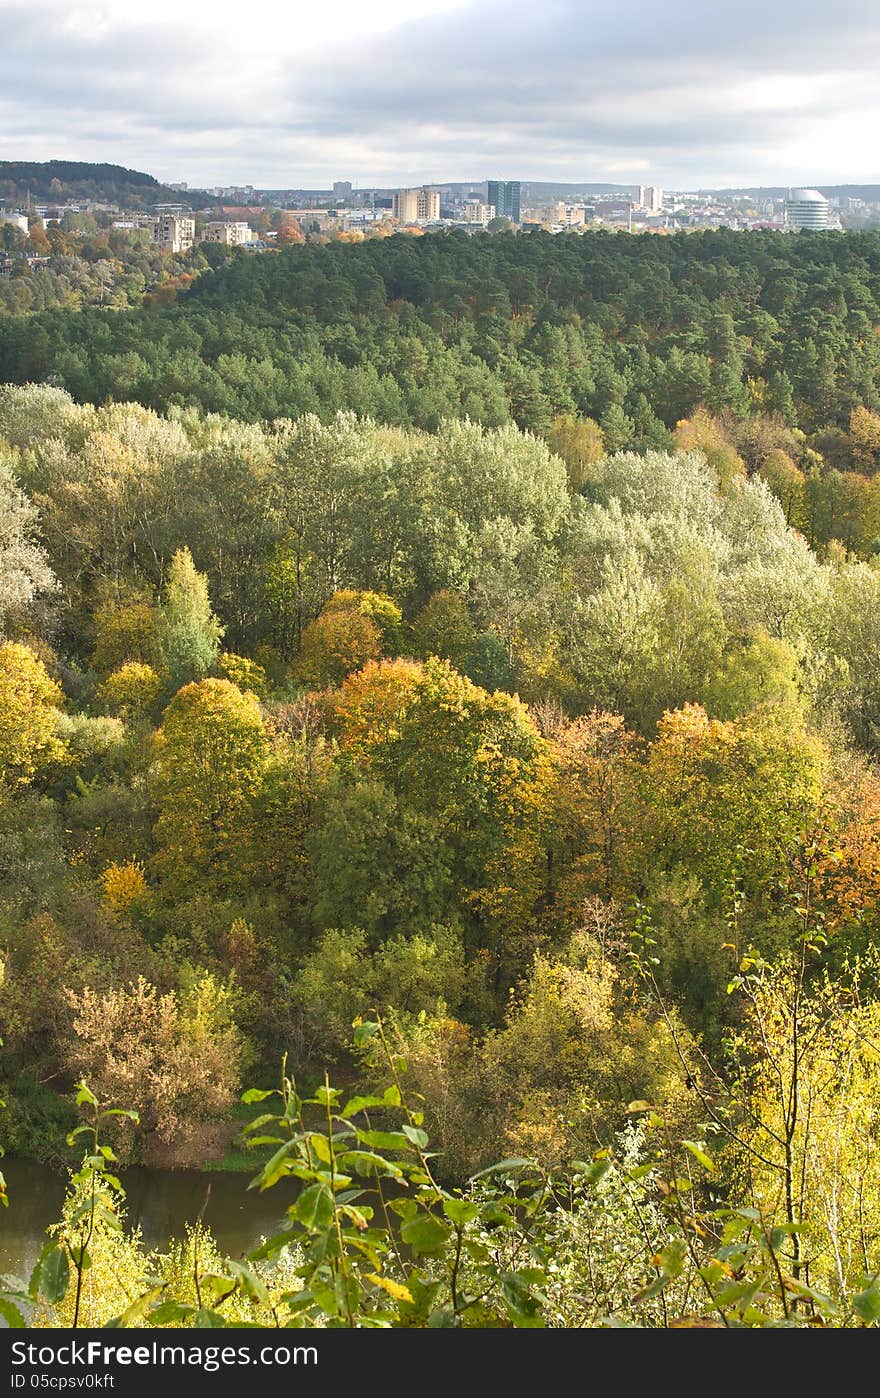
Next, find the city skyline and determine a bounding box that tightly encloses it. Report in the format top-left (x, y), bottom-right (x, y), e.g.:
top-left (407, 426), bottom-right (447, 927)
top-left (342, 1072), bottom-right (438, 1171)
top-left (1, 0), bottom-right (879, 190)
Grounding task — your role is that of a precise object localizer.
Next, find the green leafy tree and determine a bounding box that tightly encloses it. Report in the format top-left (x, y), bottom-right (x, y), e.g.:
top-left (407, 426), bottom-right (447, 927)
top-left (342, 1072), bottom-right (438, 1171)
top-left (160, 547), bottom-right (224, 689)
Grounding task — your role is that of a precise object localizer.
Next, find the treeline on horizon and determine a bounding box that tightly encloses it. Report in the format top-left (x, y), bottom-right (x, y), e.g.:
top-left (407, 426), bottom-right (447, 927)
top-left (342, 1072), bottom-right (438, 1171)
top-left (0, 159), bottom-right (200, 209)
top-left (1, 228), bottom-right (879, 445)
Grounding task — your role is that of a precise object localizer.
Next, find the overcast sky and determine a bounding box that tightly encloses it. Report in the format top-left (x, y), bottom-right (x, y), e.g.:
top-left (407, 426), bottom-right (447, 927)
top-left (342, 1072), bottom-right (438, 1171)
top-left (2, 0), bottom-right (879, 189)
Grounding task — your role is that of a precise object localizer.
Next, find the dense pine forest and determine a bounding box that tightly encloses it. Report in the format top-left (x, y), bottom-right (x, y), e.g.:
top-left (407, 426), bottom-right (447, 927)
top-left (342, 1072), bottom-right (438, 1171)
top-left (4, 229), bottom-right (880, 1327)
top-left (3, 228), bottom-right (880, 442)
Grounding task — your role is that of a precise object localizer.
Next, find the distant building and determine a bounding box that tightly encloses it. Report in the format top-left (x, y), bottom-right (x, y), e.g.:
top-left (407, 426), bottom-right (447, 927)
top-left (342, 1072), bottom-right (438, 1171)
top-left (0, 211), bottom-right (29, 235)
top-left (487, 180), bottom-right (521, 223)
top-left (555, 203), bottom-right (586, 226)
top-left (333, 181), bottom-right (353, 200)
top-left (644, 186), bottom-right (664, 212)
top-left (392, 187), bottom-right (440, 222)
top-left (463, 200), bottom-right (495, 225)
top-left (202, 220), bottom-right (253, 245)
top-left (168, 182), bottom-right (189, 192)
top-left (785, 188), bottom-right (830, 231)
top-left (153, 214), bottom-right (195, 254)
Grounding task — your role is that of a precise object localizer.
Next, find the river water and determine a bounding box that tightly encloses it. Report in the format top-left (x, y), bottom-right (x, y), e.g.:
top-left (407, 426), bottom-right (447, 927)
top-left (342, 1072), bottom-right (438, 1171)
top-left (0, 1157), bottom-right (297, 1283)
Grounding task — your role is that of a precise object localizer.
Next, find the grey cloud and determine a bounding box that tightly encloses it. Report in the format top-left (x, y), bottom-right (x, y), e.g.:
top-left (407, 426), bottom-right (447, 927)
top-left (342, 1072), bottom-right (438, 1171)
top-left (0, 0), bottom-right (878, 186)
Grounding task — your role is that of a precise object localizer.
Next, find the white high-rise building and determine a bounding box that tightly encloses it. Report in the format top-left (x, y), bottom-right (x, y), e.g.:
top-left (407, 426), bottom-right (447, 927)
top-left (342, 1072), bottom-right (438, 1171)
top-left (202, 221), bottom-right (253, 245)
top-left (463, 200), bottom-right (495, 225)
top-left (392, 187), bottom-right (440, 222)
top-left (644, 186), bottom-right (664, 212)
top-left (785, 188), bottom-right (830, 231)
top-left (153, 214), bottom-right (195, 254)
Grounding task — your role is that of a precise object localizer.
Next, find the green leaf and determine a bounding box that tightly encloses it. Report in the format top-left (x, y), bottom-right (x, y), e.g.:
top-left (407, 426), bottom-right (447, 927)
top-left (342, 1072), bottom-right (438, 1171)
top-left (712, 1279), bottom-right (760, 1309)
top-left (769, 1223), bottom-right (803, 1250)
top-left (107, 1286), bottom-right (165, 1328)
top-left (442, 1199), bottom-right (479, 1226)
top-left (147, 1301), bottom-right (196, 1326)
top-left (387, 1198), bottom-right (418, 1220)
top-left (682, 1140), bottom-right (716, 1174)
top-left (574, 1159), bottom-right (612, 1185)
top-left (660, 1238), bottom-right (687, 1279)
top-left (352, 1021), bottom-right (379, 1047)
top-left (343, 1150), bottom-right (404, 1178)
top-left (39, 1247), bottom-right (70, 1305)
top-left (400, 1213), bottom-right (452, 1256)
top-left (357, 1129), bottom-right (412, 1151)
top-left (228, 1260), bottom-right (271, 1305)
top-left (427, 1307), bottom-right (457, 1328)
top-left (307, 1133), bottom-right (333, 1165)
top-left (626, 1164), bottom-right (655, 1181)
top-left (402, 1124), bottom-right (429, 1149)
top-left (500, 1271), bottom-right (545, 1328)
top-left (469, 1157), bottom-right (534, 1180)
top-left (340, 1094), bottom-right (387, 1117)
top-left (626, 1100), bottom-right (654, 1114)
top-left (634, 1275), bottom-right (670, 1303)
top-left (246, 1229), bottom-right (294, 1263)
top-left (241, 1088), bottom-right (276, 1104)
top-left (295, 1183), bottom-right (335, 1232)
top-left (0, 1297), bottom-right (26, 1327)
top-left (201, 1273), bottom-right (237, 1303)
top-left (194, 1308), bottom-right (228, 1328)
top-left (251, 1138), bottom-right (296, 1191)
top-left (783, 1277), bottom-right (840, 1317)
top-left (853, 1278), bottom-right (880, 1323)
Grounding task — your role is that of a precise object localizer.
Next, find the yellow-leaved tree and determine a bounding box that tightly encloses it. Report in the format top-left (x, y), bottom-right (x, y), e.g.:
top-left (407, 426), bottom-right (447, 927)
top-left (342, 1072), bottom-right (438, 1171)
top-left (152, 678), bottom-right (268, 889)
top-left (0, 641), bottom-right (67, 796)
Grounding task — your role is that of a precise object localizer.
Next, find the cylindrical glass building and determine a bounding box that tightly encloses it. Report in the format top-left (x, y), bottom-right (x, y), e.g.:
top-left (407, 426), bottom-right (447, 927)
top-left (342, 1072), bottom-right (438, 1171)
top-left (785, 188), bottom-right (830, 231)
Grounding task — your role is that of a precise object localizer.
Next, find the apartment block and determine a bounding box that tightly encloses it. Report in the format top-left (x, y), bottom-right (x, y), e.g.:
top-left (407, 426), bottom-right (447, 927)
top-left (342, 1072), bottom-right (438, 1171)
top-left (202, 221), bottom-right (254, 245)
top-left (392, 187), bottom-right (440, 222)
top-left (153, 214), bottom-right (195, 254)
top-left (463, 201), bottom-right (495, 225)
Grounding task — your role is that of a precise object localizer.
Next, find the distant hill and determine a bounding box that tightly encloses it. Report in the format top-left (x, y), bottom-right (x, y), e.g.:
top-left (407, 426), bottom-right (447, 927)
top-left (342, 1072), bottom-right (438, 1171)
top-left (520, 181), bottom-right (637, 199)
top-left (0, 161), bottom-right (202, 209)
top-left (699, 185), bottom-right (880, 201)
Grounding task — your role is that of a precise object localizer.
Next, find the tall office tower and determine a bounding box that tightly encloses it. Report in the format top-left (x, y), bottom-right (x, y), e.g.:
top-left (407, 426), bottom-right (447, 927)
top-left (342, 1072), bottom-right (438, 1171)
top-left (785, 188), bottom-right (830, 231)
top-left (487, 180), bottom-right (521, 223)
top-left (644, 186), bottom-right (664, 212)
top-left (333, 181), bottom-right (353, 200)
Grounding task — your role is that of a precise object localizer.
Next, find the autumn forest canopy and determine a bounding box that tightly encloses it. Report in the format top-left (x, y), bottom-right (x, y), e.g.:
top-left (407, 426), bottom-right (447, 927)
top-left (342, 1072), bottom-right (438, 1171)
top-left (4, 227), bottom-right (880, 1328)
